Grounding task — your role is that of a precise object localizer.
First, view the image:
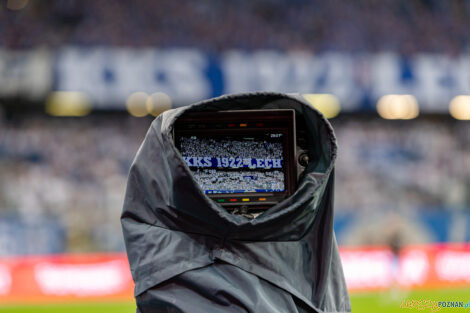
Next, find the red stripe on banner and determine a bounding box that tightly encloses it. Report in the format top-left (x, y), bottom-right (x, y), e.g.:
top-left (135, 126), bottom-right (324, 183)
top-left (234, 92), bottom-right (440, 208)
top-left (339, 243), bottom-right (470, 292)
top-left (1, 244), bottom-right (470, 302)
top-left (0, 253), bottom-right (134, 303)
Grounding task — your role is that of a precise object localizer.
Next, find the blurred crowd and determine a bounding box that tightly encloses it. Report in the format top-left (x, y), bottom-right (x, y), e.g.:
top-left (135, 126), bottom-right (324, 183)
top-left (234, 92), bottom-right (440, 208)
top-left (334, 118), bottom-right (470, 214)
top-left (1, 115), bottom-right (469, 253)
top-left (0, 115), bottom-right (148, 253)
top-left (1, 0), bottom-right (469, 55)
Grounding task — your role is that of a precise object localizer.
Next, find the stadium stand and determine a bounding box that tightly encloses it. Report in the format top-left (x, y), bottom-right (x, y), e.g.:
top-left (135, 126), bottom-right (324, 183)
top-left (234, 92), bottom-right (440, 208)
top-left (1, 114), bottom-right (469, 253)
top-left (1, 0), bottom-right (469, 254)
top-left (0, 0), bottom-right (469, 54)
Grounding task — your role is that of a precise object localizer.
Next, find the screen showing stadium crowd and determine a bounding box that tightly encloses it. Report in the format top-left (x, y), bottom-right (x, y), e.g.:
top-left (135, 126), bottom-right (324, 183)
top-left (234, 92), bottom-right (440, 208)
top-left (178, 136), bottom-right (285, 193)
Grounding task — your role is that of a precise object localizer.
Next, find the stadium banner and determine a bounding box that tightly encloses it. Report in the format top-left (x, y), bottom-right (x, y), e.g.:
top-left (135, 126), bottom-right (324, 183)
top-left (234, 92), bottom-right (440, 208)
top-left (0, 253), bottom-right (133, 303)
top-left (183, 156), bottom-right (283, 169)
top-left (0, 244), bottom-right (470, 303)
top-left (0, 49), bottom-right (53, 100)
top-left (340, 243), bottom-right (470, 292)
top-left (54, 48), bottom-right (470, 112)
top-left (55, 48), bottom-right (212, 107)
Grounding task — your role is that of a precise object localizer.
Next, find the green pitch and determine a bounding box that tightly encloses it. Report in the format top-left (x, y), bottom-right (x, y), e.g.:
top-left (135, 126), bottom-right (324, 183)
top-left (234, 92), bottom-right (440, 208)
top-left (0, 302), bottom-right (136, 313)
top-left (1, 288), bottom-right (469, 313)
top-left (351, 287), bottom-right (470, 313)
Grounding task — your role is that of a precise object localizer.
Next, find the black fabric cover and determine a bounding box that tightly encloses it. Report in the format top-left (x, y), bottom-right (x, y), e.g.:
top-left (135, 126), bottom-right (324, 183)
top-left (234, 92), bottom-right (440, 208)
top-left (121, 92), bottom-right (351, 313)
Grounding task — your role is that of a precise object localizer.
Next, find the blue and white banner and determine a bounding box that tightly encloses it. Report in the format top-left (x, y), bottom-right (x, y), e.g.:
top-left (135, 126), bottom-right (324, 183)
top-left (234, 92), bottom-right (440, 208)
top-left (0, 49), bottom-right (52, 100)
top-left (55, 48), bottom-right (211, 107)
top-left (183, 156), bottom-right (283, 169)
top-left (53, 48), bottom-right (470, 112)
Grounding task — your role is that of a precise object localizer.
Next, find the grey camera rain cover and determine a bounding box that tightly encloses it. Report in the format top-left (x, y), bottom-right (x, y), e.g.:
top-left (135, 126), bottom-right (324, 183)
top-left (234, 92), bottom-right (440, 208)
top-left (121, 92), bottom-right (351, 313)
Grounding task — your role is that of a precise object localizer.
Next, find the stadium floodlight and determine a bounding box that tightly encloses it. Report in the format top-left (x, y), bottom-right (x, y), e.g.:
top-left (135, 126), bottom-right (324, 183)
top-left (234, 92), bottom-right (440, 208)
top-left (377, 94), bottom-right (419, 120)
top-left (302, 93), bottom-right (341, 119)
top-left (127, 91), bottom-right (173, 117)
top-left (45, 91), bottom-right (91, 117)
top-left (146, 92), bottom-right (172, 117)
top-left (449, 95), bottom-right (470, 120)
top-left (126, 92), bottom-right (149, 117)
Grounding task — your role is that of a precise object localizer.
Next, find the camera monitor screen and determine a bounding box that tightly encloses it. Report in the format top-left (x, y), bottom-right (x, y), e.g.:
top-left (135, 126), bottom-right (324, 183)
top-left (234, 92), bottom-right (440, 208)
top-left (174, 110), bottom-right (296, 210)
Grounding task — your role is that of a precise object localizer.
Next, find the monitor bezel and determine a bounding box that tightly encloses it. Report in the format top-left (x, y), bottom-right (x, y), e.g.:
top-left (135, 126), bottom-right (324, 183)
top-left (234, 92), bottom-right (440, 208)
top-left (173, 109), bottom-right (296, 210)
